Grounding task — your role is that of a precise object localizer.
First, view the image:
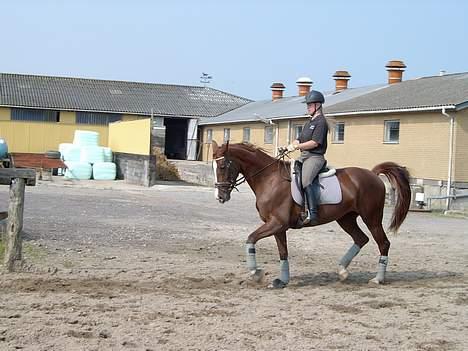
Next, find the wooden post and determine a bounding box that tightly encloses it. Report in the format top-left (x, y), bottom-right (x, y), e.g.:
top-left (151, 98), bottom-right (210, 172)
top-left (4, 178), bottom-right (26, 271)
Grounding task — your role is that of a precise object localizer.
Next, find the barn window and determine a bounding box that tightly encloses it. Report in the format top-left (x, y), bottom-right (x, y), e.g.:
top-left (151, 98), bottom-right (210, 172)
top-left (384, 120), bottom-right (400, 143)
top-left (76, 112), bottom-right (122, 125)
top-left (243, 127), bottom-right (250, 142)
top-left (333, 122), bottom-right (345, 143)
top-left (223, 128), bottom-right (230, 142)
top-left (11, 108), bottom-right (59, 122)
top-left (264, 126), bottom-right (274, 144)
top-left (206, 129), bottom-right (213, 142)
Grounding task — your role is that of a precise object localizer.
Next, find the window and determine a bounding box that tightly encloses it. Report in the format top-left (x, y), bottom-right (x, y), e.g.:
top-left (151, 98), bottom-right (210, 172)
top-left (152, 117), bottom-right (164, 129)
top-left (243, 127), bottom-right (250, 142)
top-left (76, 112), bottom-right (122, 125)
top-left (11, 108), bottom-right (59, 122)
top-left (206, 129), bottom-right (213, 143)
top-left (333, 122), bottom-right (345, 143)
top-left (264, 126), bottom-right (274, 144)
top-left (384, 120), bottom-right (400, 143)
top-left (293, 125), bottom-right (303, 140)
top-left (223, 128), bottom-right (230, 142)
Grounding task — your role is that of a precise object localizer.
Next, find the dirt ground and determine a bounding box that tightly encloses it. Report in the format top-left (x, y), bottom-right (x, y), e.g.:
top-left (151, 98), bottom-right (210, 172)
top-left (0, 178), bottom-right (467, 351)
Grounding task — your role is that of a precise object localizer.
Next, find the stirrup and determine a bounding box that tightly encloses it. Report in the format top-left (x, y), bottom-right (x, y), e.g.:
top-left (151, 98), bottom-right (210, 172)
top-left (302, 209), bottom-right (318, 225)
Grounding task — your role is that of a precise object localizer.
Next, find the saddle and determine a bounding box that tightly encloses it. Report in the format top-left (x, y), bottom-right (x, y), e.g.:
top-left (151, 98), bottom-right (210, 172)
top-left (291, 160), bottom-right (342, 206)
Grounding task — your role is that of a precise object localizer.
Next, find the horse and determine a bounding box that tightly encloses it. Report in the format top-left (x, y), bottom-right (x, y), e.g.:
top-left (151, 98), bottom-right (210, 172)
top-left (211, 140), bottom-right (411, 288)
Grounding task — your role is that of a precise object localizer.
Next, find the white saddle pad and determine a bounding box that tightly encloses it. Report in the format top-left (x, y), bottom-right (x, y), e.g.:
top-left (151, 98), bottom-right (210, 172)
top-left (290, 160), bottom-right (343, 206)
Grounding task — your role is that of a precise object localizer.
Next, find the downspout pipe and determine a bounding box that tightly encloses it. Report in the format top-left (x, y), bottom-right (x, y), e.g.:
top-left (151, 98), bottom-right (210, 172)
top-left (441, 108), bottom-right (455, 211)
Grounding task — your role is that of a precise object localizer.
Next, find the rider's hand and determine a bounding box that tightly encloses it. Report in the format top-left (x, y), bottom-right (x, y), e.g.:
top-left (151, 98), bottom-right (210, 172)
top-left (278, 146), bottom-right (287, 154)
top-left (286, 143), bottom-right (297, 152)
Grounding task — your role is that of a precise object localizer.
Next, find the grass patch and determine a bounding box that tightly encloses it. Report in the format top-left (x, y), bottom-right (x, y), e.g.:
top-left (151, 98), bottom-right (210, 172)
top-left (0, 238), bottom-right (47, 263)
top-left (0, 239), bottom-right (4, 262)
top-left (23, 243), bottom-right (47, 262)
top-left (62, 260), bottom-right (75, 269)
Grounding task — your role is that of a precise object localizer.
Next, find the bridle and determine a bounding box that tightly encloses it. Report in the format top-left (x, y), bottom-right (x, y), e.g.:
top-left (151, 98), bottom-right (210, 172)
top-left (214, 151), bottom-right (290, 192)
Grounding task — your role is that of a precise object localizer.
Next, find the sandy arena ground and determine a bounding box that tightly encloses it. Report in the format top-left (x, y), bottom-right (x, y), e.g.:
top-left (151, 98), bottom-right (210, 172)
top-left (0, 178), bottom-right (467, 350)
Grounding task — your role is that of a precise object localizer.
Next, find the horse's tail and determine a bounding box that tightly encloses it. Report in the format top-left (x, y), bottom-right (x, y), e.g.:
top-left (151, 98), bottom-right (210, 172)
top-left (372, 162), bottom-right (411, 233)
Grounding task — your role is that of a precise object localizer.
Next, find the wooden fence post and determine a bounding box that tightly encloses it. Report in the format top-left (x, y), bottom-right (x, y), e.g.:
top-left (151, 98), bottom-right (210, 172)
top-left (4, 178), bottom-right (26, 272)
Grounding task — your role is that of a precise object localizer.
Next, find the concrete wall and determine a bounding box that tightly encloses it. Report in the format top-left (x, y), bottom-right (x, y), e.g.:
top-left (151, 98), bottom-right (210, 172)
top-left (114, 152), bottom-right (157, 187)
top-left (108, 118), bottom-right (151, 155)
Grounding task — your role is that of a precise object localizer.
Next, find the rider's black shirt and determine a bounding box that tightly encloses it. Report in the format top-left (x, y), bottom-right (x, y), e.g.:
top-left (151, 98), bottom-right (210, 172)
top-left (298, 114), bottom-right (328, 155)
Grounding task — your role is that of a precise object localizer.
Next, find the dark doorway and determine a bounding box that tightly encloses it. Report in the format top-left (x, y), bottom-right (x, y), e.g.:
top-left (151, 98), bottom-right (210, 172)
top-left (164, 118), bottom-right (188, 159)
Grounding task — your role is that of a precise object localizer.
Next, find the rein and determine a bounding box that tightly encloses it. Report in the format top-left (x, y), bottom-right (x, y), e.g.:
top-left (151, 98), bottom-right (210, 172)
top-left (215, 151), bottom-right (291, 192)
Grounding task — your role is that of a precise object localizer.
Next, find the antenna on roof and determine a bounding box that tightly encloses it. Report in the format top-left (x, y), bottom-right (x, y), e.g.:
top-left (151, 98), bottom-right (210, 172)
top-left (200, 72), bottom-right (213, 87)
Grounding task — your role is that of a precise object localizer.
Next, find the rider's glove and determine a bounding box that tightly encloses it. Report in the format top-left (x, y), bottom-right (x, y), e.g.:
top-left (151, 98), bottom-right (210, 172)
top-left (286, 143), bottom-right (297, 152)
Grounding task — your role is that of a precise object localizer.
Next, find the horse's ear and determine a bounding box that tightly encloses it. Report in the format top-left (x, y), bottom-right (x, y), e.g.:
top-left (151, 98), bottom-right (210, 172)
top-left (212, 140), bottom-right (219, 154)
top-left (219, 140), bottom-right (229, 155)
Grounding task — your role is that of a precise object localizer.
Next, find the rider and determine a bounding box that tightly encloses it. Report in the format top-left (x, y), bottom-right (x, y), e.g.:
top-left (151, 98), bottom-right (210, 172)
top-left (286, 90), bottom-right (328, 225)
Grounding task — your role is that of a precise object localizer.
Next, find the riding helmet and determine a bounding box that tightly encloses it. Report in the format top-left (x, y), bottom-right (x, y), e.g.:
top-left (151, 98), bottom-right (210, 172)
top-left (303, 90), bottom-right (325, 104)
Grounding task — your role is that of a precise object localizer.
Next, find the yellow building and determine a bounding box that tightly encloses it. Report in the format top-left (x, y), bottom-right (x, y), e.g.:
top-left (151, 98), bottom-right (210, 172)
top-left (199, 62), bottom-right (468, 210)
top-left (0, 73), bottom-right (250, 159)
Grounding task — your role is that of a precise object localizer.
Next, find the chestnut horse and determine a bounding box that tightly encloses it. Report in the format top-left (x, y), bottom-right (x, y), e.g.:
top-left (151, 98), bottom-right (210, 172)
top-left (212, 141), bottom-right (411, 288)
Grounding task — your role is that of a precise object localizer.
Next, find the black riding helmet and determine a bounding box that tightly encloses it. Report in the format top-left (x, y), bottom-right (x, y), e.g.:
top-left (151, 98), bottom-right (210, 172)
top-left (303, 90), bottom-right (325, 104)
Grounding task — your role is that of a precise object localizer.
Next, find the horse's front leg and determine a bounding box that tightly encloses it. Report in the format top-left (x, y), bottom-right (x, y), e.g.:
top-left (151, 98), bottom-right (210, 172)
top-left (245, 219), bottom-right (287, 285)
top-left (269, 231), bottom-right (289, 289)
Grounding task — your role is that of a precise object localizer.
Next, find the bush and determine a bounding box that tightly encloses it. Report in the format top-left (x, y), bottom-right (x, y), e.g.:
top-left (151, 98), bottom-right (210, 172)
top-left (152, 147), bottom-right (180, 181)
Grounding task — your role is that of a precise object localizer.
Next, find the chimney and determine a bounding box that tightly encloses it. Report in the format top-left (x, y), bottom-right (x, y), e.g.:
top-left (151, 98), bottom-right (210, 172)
top-left (385, 60), bottom-right (406, 84)
top-left (270, 82), bottom-right (285, 100)
top-left (296, 77), bottom-right (313, 96)
top-left (333, 70), bottom-right (351, 92)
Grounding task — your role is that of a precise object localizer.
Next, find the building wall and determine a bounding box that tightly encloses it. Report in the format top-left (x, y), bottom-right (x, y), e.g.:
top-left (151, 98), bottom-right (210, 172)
top-left (200, 111), bottom-right (467, 182)
top-left (454, 109), bottom-right (468, 182)
top-left (200, 121), bottom-right (290, 161)
top-left (0, 107), bottom-right (11, 121)
top-left (0, 119), bottom-right (108, 153)
top-left (108, 118), bottom-right (151, 155)
top-left (0, 108), bottom-right (152, 154)
top-left (326, 112), bottom-right (452, 181)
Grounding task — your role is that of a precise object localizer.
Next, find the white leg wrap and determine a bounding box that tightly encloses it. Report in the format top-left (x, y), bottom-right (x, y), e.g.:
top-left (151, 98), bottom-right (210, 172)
top-left (246, 243), bottom-right (257, 271)
top-left (339, 243), bottom-right (361, 269)
top-left (375, 256), bottom-right (388, 282)
top-left (279, 260), bottom-right (290, 283)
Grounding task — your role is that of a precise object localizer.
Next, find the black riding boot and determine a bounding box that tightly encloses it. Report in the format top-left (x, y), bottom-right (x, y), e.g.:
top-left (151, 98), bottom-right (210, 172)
top-left (303, 181), bottom-right (320, 225)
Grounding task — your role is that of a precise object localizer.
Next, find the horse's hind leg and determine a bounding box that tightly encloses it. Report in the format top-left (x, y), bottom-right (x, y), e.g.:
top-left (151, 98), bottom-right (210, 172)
top-left (336, 212), bottom-right (369, 281)
top-left (362, 213), bottom-right (390, 284)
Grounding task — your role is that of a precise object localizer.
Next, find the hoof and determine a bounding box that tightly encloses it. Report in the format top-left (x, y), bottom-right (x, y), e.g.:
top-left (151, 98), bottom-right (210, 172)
top-left (338, 266), bottom-right (349, 281)
top-left (369, 277), bottom-right (383, 285)
top-left (248, 269), bottom-right (265, 284)
top-left (268, 278), bottom-right (288, 289)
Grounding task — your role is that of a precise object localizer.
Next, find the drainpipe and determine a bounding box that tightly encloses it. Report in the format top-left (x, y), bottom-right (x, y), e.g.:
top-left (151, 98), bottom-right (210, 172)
top-left (441, 108), bottom-right (455, 211)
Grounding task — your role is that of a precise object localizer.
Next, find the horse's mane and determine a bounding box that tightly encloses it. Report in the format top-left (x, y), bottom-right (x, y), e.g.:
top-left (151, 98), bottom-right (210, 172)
top-left (233, 142), bottom-right (268, 154)
top-left (230, 142), bottom-right (291, 166)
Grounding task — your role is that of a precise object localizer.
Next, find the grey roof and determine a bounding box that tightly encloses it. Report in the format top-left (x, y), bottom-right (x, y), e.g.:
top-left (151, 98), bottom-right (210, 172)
top-left (326, 72), bottom-right (468, 114)
top-left (199, 84), bottom-right (384, 125)
top-left (0, 73), bottom-right (251, 118)
top-left (200, 72), bottom-right (468, 125)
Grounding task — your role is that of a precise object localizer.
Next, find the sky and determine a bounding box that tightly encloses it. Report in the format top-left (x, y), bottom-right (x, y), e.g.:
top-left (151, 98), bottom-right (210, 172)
top-left (1, 0), bottom-right (467, 100)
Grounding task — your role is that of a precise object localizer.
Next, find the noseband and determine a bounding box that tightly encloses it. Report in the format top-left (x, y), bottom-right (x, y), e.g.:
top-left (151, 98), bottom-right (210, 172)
top-left (214, 156), bottom-right (240, 191)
